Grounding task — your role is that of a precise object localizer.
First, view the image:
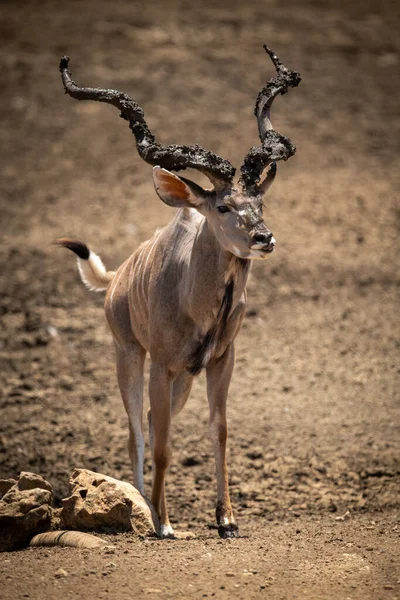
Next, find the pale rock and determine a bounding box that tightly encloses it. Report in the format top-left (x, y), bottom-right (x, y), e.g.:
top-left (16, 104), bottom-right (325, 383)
top-left (60, 469), bottom-right (159, 536)
top-left (0, 472), bottom-right (53, 552)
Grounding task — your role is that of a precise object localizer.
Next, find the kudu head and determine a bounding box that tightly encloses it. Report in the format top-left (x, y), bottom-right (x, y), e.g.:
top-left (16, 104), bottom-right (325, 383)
top-left (60, 45), bottom-right (300, 260)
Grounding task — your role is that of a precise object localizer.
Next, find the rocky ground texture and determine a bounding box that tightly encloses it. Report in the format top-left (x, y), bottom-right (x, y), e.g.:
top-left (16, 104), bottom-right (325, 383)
top-left (0, 0), bottom-right (399, 598)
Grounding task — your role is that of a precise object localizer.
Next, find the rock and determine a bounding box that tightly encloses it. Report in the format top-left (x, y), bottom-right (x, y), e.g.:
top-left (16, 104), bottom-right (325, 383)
top-left (0, 479), bottom-right (17, 498)
top-left (0, 472), bottom-right (53, 552)
top-left (182, 455), bottom-right (203, 467)
top-left (60, 469), bottom-right (159, 536)
top-left (245, 448), bottom-right (264, 460)
top-left (54, 568), bottom-right (68, 578)
top-left (18, 472), bottom-right (53, 495)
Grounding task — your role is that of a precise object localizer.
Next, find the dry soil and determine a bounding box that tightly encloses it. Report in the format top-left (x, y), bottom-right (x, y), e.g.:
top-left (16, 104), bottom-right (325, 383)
top-left (0, 1), bottom-right (399, 598)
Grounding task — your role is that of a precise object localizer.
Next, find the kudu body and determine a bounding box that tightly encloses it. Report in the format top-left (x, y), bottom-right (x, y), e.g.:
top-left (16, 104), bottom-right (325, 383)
top-left (57, 47), bottom-right (300, 538)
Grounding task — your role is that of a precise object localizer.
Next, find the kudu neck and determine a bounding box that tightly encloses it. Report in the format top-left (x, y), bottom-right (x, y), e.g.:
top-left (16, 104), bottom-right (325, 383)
top-left (187, 218), bottom-right (250, 313)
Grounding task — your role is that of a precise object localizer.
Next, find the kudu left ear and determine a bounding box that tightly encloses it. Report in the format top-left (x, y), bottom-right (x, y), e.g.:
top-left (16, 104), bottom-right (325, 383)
top-left (153, 167), bottom-right (207, 209)
top-left (256, 162), bottom-right (277, 196)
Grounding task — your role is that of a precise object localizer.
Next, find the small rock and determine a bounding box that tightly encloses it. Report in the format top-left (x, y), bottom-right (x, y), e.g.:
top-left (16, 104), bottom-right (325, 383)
top-left (0, 473), bottom-right (53, 551)
top-left (245, 448), bottom-right (263, 460)
top-left (383, 584), bottom-right (394, 590)
top-left (182, 456), bottom-right (202, 467)
top-left (60, 469), bottom-right (158, 536)
top-left (0, 479), bottom-right (17, 498)
top-left (335, 510), bottom-right (351, 521)
top-left (17, 472), bottom-right (53, 495)
top-left (55, 568), bottom-right (68, 578)
top-left (226, 572), bottom-right (235, 577)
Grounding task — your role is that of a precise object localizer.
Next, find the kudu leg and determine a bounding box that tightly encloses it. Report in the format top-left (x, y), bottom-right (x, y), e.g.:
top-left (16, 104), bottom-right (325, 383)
top-left (206, 343), bottom-right (238, 538)
top-left (147, 370), bottom-right (193, 537)
top-left (114, 341), bottom-right (146, 494)
top-left (171, 371), bottom-right (193, 417)
top-left (148, 361), bottom-right (174, 538)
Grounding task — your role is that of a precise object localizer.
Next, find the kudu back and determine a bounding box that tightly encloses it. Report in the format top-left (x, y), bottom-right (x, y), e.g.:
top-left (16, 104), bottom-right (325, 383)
top-left (57, 46), bottom-right (300, 538)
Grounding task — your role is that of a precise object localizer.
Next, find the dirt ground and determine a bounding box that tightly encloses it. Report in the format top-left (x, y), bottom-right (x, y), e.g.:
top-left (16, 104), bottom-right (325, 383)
top-left (0, 0), bottom-right (399, 598)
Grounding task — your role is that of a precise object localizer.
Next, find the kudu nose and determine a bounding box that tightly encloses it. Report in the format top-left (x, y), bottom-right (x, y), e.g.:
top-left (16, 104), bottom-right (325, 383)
top-left (253, 231), bottom-right (273, 245)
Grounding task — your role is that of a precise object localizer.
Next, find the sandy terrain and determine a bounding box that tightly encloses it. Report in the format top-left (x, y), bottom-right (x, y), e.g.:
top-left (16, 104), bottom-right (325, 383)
top-left (0, 0), bottom-right (399, 598)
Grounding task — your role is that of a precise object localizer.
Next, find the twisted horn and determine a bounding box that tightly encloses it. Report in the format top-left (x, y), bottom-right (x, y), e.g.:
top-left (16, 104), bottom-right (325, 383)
top-left (240, 45), bottom-right (301, 190)
top-left (59, 57), bottom-right (235, 190)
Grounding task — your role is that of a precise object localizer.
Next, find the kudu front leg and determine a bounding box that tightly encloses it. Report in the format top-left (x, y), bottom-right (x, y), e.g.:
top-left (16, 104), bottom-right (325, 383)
top-left (148, 361), bottom-right (174, 538)
top-left (206, 343), bottom-right (238, 539)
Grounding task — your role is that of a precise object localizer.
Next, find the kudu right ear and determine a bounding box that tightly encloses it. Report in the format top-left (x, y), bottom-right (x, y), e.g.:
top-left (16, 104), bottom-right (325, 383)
top-left (152, 167), bottom-right (207, 209)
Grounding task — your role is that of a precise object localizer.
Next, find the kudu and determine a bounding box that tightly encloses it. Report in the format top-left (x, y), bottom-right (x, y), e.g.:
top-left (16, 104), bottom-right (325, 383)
top-left (57, 46), bottom-right (300, 538)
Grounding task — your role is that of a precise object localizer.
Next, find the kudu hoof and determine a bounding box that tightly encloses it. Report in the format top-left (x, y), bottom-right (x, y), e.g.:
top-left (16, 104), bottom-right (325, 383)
top-left (159, 523), bottom-right (175, 539)
top-left (218, 523), bottom-right (239, 539)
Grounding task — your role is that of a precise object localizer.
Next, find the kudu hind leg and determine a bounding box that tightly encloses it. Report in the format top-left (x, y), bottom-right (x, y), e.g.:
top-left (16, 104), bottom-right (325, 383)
top-left (148, 362), bottom-right (174, 537)
top-left (206, 343), bottom-right (238, 538)
top-left (114, 341), bottom-right (146, 494)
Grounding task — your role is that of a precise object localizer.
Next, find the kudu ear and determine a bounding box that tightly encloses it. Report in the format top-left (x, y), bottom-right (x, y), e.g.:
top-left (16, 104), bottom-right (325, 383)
top-left (256, 162), bottom-right (277, 196)
top-left (153, 167), bottom-right (207, 209)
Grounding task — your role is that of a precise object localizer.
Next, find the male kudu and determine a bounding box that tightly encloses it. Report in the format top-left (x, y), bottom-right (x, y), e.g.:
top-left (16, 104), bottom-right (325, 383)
top-left (57, 46), bottom-right (300, 538)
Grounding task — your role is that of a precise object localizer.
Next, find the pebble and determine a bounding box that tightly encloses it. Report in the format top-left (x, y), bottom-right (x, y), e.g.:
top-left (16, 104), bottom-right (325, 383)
top-left (226, 572), bottom-right (235, 577)
top-left (54, 568), bottom-right (68, 578)
top-left (383, 584), bottom-right (394, 590)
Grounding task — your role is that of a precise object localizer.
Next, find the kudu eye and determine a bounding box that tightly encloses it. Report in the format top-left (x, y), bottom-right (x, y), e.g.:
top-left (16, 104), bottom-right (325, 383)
top-left (217, 205), bottom-right (230, 214)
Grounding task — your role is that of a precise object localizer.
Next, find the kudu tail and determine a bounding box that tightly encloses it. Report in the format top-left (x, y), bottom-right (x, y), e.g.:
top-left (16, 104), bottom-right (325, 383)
top-left (56, 238), bottom-right (115, 292)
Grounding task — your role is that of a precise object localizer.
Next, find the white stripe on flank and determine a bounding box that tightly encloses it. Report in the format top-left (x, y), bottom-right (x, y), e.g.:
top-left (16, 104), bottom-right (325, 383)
top-left (140, 230), bottom-right (163, 309)
top-left (132, 245), bottom-right (148, 316)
